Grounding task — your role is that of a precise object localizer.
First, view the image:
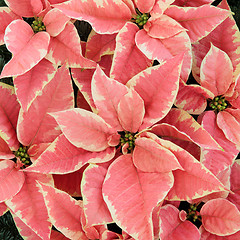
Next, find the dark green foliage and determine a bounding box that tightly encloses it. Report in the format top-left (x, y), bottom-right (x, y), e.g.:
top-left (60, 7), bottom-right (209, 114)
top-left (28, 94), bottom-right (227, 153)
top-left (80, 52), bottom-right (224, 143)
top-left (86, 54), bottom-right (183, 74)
top-left (0, 0), bottom-right (6, 7)
top-left (0, 211), bottom-right (23, 240)
top-left (0, 45), bottom-right (13, 85)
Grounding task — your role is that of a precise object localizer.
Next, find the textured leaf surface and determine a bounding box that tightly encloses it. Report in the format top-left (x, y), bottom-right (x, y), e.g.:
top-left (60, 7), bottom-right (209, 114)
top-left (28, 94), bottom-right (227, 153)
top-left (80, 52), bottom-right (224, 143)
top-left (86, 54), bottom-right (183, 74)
top-left (17, 65), bottom-right (74, 146)
top-left (110, 22), bottom-right (152, 85)
top-left (81, 164), bottom-right (113, 226)
top-left (0, 20), bottom-right (50, 78)
top-left (0, 160), bottom-right (25, 203)
top-left (201, 198), bottom-right (240, 236)
top-left (127, 55), bottom-right (182, 130)
top-left (54, 0), bottom-right (132, 34)
top-left (0, 83), bottom-right (20, 150)
top-left (14, 59), bottom-right (56, 111)
top-left (102, 154), bottom-right (174, 240)
top-left (51, 108), bottom-right (115, 152)
top-left (26, 134), bottom-right (115, 174)
top-left (5, 172), bottom-right (53, 240)
top-left (38, 182), bottom-right (88, 240)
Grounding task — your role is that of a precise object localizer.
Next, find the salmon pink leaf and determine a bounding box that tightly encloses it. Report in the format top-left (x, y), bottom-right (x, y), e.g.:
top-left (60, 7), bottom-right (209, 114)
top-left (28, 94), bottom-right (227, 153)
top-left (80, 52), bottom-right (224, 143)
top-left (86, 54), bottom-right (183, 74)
top-left (25, 134), bottom-right (115, 174)
top-left (201, 198), bottom-right (240, 236)
top-left (0, 19), bottom-right (50, 78)
top-left (133, 137), bottom-right (182, 172)
top-left (81, 164), bottom-right (113, 226)
top-left (91, 65), bottom-right (128, 130)
top-left (117, 89), bottom-right (145, 133)
top-left (102, 154), bottom-right (174, 240)
top-left (5, 172), bottom-right (53, 240)
top-left (51, 108), bottom-right (115, 152)
top-left (127, 55), bottom-right (183, 129)
top-left (110, 22), bottom-right (152, 85)
top-left (0, 7), bottom-right (20, 45)
top-left (86, 30), bottom-right (117, 62)
top-left (45, 22), bottom-right (96, 68)
top-left (4, 0), bottom-right (46, 17)
top-left (0, 160), bottom-right (25, 203)
top-left (14, 59), bottom-right (56, 111)
top-left (17, 65), bottom-right (74, 146)
top-left (53, 0), bottom-right (132, 34)
top-left (38, 182), bottom-right (88, 240)
top-left (159, 108), bottom-right (222, 150)
top-left (159, 204), bottom-right (200, 240)
top-left (43, 8), bottom-right (70, 37)
top-left (165, 5), bottom-right (230, 42)
top-left (0, 83), bottom-right (20, 150)
top-left (157, 140), bottom-right (227, 200)
top-left (200, 44), bottom-right (233, 96)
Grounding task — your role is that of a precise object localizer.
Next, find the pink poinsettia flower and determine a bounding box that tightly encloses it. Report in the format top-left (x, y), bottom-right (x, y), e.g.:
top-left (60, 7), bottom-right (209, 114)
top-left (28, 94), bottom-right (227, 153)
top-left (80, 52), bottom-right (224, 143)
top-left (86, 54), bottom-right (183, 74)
top-left (176, 43), bottom-right (240, 148)
top-left (0, 0), bottom-right (95, 78)
top-left (157, 199), bottom-right (240, 240)
top-left (26, 57), bottom-right (227, 239)
top-left (54, 0), bottom-right (229, 82)
top-left (0, 65), bottom-right (75, 239)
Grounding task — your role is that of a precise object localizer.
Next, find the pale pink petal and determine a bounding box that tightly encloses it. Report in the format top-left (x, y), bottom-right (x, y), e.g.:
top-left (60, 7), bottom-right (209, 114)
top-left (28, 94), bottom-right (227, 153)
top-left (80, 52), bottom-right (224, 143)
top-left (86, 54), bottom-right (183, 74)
top-left (17, 65), bottom-right (74, 146)
top-left (45, 22), bottom-right (96, 68)
top-left (150, 0), bottom-right (175, 17)
top-left (92, 65), bottom-right (128, 130)
top-left (1, 20), bottom-right (50, 78)
top-left (11, 214), bottom-right (43, 240)
top-left (135, 29), bottom-right (192, 83)
top-left (165, 5), bottom-right (230, 42)
top-left (158, 140), bottom-right (227, 200)
top-left (38, 182), bottom-right (88, 240)
top-left (200, 44), bottom-right (233, 96)
top-left (25, 134), bottom-right (115, 174)
top-left (43, 8), bottom-right (70, 37)
top-left (227, 160), bottom-right (240, 211)
top-left (14, 59), bottom-right (56, 111)
top-left (174, 79), bottom-right (214, 115)
top-left (102, 154), bottom-right (174, 240)
top-left (118, 89), bottom-right (145, 132)
top-left (72, 54), bottom-right (112, 112)
top-left (51, 108), bottom-right (115, 152)
top-left (127, 55), bottom-right (183, 129)
top-left (159, 108), bottom-right (221, 150)
top-left (144, 15), bottom-right (186, 39)
top-left (0, 83), bottom-right (20, 150)
top-left (110, 22), bottom-right (152, 85)
top-left (86, 31), bottom-right (117, 62)
top-left (0, 7), bottom-right (20, 45)
top-left (200, 226), bottom-right (240, 240)
top-left (81, 164), bottom-right (113, 226)
top-left (200, 111), bottom-right (239, 175)
top-left (134, 0), bottom-right (155, 13)
top-left (159, 204), bottom-right (200, 240)
top-left (5, 0), bottom-right (45, 17)
top-left (217, 109), bottom-right (240, 147)
top-left (53, 0), bottom-right (132, 34)
top-left (5, 172), bottom-right (53, 240)
top-left (192, 0), bottom-right (240, 81)
top-left (0, 160), bottom-right (25, 202)
top-left (201, 198), bottom-right (240, 236)
top-left (133, 137), bottom-right (182, 172)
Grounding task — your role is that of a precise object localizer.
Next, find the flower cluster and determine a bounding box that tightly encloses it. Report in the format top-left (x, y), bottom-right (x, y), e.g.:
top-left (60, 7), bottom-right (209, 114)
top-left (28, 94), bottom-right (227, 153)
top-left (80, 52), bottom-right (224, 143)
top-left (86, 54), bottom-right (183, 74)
top-left (0, 0), bottom-right (240, 239)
